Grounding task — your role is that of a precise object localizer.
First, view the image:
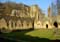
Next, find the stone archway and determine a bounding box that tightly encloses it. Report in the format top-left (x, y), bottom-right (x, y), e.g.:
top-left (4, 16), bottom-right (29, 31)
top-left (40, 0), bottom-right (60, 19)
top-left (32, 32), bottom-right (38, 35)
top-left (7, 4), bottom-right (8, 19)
top-left (53, 21), bottom-right (58, 28)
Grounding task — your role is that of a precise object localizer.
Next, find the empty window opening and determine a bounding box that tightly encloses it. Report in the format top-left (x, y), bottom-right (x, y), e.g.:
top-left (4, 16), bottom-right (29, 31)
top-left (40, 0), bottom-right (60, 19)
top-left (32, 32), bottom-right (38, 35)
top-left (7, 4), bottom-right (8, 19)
top-left (15, 23), bottom-right (17, 27)
top-left (11, 22), bottom-right (13, 28)
top-left (27, 23), bottom-right (29, 26)
top-left (22, 23), bottom-right (23, 27)
top-left (7, 22), bottom-right (9, 27)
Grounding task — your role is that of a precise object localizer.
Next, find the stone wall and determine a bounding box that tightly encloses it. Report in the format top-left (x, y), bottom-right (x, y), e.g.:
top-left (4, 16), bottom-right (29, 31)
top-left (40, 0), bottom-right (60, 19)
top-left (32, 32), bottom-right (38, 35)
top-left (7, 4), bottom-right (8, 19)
top-left (0, 16), bottom-right (33, 30)
top-left (0, 18), bottom-right (7, 29)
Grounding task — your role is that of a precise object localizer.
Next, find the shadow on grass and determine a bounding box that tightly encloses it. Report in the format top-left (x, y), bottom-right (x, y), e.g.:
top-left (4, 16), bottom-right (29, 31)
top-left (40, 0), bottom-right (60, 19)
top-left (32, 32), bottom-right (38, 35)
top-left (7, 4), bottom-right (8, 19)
top-left (12, 30), bottom-right (50, 42)
top-left (0, 28), bottom-right (60, 42)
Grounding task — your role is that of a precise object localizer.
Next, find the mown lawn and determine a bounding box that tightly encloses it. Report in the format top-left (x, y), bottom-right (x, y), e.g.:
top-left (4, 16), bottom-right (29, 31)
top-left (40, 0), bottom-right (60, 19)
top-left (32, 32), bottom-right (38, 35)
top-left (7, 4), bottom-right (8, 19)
top-left (1, 29), bottom-right (60, 42)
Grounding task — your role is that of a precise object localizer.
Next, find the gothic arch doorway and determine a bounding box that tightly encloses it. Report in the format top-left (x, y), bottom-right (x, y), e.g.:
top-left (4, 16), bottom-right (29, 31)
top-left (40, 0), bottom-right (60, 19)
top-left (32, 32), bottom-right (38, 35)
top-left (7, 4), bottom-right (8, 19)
top-left (53, 21), bottom-right (58, 28)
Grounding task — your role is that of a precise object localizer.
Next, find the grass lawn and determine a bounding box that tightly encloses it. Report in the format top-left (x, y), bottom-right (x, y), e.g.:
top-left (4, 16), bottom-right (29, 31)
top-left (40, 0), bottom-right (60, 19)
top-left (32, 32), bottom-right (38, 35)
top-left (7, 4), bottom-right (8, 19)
top-left (1, 29), bottom-right (60, 42)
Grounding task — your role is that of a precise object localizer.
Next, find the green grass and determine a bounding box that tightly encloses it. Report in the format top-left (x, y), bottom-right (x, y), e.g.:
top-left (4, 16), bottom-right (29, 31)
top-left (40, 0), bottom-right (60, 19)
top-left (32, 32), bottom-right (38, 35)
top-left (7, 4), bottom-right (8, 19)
top-left (1, 29), bottom-right (60, 42)
top-left (26, 29), bottom-right (54, 39)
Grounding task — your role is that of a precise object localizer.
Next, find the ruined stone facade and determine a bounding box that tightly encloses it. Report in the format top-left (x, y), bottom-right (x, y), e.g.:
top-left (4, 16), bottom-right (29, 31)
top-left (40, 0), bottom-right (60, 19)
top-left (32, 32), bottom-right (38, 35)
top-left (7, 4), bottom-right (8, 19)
top-left (0, 3), bottom-right (60, 33)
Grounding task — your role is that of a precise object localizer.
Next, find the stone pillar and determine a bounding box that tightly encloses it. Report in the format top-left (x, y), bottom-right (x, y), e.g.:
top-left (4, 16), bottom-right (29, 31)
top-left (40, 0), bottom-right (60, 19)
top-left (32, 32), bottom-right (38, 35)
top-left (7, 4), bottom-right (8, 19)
top-left (23, 21), bottom-right (27, 29)
top-left (29, 22), bottom-right (32, 28)
top-left (16, 20), bottom-right (22, 29)
top-left (13, 21), bottom-right (15, 29)
top-left (9, 20), bottom-right (12, 30)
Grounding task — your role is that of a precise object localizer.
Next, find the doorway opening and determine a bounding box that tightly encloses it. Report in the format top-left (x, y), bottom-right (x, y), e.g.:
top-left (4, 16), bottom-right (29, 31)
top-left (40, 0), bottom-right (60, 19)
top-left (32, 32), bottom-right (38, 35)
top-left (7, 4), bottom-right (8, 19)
top-left (53, 21), bottom-right (58, 28)
top-left (46, 24), bottom-right (48, 29)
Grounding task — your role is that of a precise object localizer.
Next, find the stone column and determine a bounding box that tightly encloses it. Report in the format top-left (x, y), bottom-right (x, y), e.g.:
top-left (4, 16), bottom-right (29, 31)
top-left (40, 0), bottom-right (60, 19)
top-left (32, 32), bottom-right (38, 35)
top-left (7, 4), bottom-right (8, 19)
top-left (29, 22), bottom-right (32, 28)
top-left (13, 21), bottom-right (15, 29)
top-left (9, 20), bottom-right (12, 30)
top-left (23, 21), bottom-right (27, 29)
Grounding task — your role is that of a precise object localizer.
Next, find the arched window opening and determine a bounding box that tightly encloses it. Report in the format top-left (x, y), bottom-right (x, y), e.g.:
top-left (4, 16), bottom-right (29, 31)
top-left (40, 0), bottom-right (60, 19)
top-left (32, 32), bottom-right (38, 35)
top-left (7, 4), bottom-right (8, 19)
top-left (11, 22), bottom-right (13, 28)
top-left (27, 23), bottom-right (29, 26)
top-left (15, 22), bottom-right (17, 27)
top-left (7, 22), bottom-right (9, 27)
top-left (22, 23), bottom-right (23, 27)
